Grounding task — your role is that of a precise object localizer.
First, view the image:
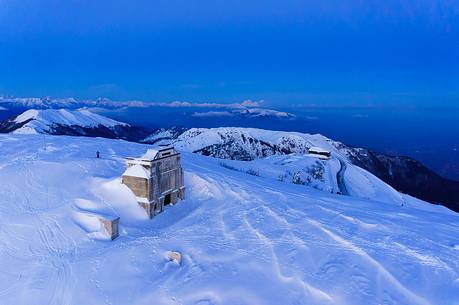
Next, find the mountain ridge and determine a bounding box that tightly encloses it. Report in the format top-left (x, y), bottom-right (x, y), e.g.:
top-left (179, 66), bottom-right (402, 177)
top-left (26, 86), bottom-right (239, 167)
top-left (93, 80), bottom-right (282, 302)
top-left (0, 108), bottom-right (151, 141)
top-left (146, 127), bottom-right (459, 212)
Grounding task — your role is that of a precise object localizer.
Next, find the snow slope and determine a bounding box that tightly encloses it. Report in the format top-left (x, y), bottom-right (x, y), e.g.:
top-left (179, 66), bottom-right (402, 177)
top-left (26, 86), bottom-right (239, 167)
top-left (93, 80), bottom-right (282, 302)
top-left (0, 134), bottom-right (458, 305)
top-left (214, 153), bottom-right (404, 205)
top-left (11, 108), bottom-right (128, 134)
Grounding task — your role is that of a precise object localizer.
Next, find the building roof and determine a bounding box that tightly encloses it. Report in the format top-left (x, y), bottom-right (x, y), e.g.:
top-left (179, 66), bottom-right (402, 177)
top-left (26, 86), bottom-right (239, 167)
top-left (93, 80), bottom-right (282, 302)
top-left (122, 164), bottom-right (150, 179)
top-left (142, 149), bottom-right (159, 160)
top-left (125, 147), bottom-right (177, 166)
top-left (309, 146), bottom-right (330, 154)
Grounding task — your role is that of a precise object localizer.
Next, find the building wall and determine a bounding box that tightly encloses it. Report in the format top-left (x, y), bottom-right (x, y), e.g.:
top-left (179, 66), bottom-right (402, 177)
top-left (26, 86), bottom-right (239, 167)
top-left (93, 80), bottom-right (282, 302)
top-left (122, 176), bottom-right (150, 199)
top-left (151, 155), bottom-right (184, 199)
top-left (123, 152), bottom-right (185, 218)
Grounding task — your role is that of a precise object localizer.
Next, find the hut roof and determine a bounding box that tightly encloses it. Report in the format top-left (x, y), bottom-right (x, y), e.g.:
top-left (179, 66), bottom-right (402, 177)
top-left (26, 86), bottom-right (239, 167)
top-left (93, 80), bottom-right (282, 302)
top-left (309, 146), bottom-right (330, 154)
top-left (123, 164), bottom-right (150, 179)
top-left (142, 149), bottom-right (159, 160)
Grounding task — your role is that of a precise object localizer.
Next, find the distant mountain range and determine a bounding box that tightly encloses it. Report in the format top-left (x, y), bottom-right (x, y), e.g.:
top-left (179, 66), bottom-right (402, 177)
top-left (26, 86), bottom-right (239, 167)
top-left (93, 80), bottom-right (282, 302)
top-left (0, 96), bottom-right (295, 119)
top-left (0, 97), bottom-right (142, 109)
top-left (1, 108), bottom-right (458, 212)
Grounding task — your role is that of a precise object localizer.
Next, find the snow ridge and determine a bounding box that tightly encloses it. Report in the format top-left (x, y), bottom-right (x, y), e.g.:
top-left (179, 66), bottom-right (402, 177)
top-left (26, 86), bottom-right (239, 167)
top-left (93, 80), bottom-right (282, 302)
top-left (11, 108), bottom-right (128, 134)
top-left (149, 127), bottom-right (338, 160)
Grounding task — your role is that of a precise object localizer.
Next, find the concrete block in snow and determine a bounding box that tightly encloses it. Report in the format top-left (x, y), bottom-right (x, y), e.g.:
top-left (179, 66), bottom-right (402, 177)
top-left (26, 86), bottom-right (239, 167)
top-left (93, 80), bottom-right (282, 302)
top-left (99, 216), bottom-right (120, 240)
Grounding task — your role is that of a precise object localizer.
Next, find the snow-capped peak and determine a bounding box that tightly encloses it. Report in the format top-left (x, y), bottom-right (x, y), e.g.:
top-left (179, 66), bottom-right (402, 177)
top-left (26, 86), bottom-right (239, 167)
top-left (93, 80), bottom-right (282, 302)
top-left (0, 108), bottom-right (152, 141)
top-left (15, 108), bottom-right (127, 127)
top-left (14, 109), bottom-right (40, 123)
top-left (6, 108), bottom-right (128, 135)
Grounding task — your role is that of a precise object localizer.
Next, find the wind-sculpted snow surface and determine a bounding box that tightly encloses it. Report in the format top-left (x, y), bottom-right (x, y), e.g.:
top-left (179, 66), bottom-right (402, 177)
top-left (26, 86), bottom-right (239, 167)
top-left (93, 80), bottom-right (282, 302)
top-left (0, 134), bottom-right (458, 305)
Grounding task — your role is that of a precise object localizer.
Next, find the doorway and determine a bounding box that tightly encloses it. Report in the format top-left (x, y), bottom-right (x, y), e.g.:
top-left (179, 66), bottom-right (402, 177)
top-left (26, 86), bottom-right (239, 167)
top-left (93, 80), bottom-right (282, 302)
top-left (164, 193), bottom-right (172, 206)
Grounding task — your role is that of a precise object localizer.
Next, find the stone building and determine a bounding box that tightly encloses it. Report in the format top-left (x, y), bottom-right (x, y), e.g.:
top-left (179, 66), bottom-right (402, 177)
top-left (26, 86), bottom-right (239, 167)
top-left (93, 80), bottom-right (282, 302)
top-left (122, 147), bottom-right (185, 218)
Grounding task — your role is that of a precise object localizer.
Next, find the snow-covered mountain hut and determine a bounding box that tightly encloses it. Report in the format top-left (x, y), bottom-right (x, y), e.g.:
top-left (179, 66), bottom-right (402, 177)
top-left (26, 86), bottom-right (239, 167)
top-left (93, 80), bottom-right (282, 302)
top-left (122, 147), bottom-right (185, 218)
top-left (309, 146), bottom-right (331, 159)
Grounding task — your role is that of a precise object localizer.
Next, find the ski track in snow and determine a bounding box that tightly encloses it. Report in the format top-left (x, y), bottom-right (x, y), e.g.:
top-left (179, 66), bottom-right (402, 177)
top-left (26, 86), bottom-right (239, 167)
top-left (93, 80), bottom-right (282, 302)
top-left (0, 134), bottom-right (458, 305)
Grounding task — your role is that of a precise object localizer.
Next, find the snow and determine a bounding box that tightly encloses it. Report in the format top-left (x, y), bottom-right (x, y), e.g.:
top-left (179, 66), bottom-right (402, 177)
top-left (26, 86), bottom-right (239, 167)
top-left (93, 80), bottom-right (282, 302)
top-left (14, 108), bottom-right (39, 123)
top-left (217, 154), bottom-right (341, 194)
top-left (142, 148), bottom-right (159, 160)
top-left (0, 97), bottom-right (293, 118)
top-left (12, 108), bottom-right (128, 134)
top-left (344, 163), bottom-right (403, 204)
top-left (310, 153), bottom-right (331, 160)
top-left (0, 97), bottom-right (81, 108)
top-left (166, 127), bottom-right (342, 159)
top-left (136, 196), bottom-right (150, 203)
top-left (212, 153), bottom-right (409, 205)
top-left (234, 108), bottom-right (294, 118)
top-left (12, 125), bottom-right (39, 134)
top-left (0, 133), bottom-right (458, 305)
top-left (191, 111), bottom-right (235, 117)
top-left (123, 164), bottom-right (150, 178)
top-left (309, 146), bottom-right (331, 154)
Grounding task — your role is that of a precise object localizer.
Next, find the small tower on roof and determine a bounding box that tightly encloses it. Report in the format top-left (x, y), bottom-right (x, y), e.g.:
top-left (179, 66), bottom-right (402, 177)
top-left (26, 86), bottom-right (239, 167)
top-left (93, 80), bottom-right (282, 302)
top-left (122, 146), bottom-right (185, 218)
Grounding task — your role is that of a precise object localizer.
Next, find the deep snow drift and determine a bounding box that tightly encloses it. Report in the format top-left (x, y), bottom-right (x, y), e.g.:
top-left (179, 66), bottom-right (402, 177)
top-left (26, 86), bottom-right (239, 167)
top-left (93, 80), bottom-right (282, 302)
top-left (0, 134), bottom-right (458, 305)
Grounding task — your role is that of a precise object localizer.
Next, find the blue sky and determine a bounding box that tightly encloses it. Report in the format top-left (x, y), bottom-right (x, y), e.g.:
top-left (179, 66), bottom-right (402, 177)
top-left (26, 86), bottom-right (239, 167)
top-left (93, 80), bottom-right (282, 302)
top-left (0, 0), bottom-right (458, 107)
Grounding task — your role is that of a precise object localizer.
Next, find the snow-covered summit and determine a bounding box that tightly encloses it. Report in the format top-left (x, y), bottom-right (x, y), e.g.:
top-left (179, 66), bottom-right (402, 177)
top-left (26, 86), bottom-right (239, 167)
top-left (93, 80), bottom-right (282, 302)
top-left (0, 108), bottom-right (151, 141)
top-left (11, 108), bottom-right (128, 134)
